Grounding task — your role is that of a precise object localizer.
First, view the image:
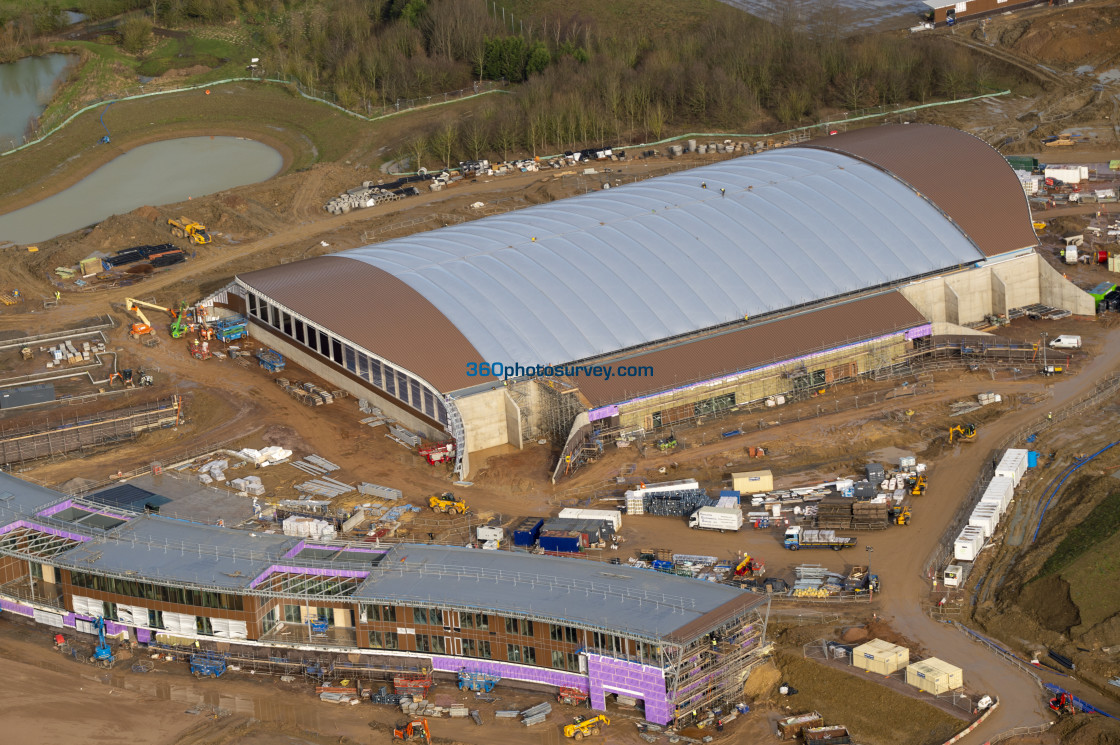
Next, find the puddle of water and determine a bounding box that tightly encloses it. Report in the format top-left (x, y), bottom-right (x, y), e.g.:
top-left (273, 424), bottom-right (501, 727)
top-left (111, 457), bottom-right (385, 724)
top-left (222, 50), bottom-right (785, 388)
top-left (1075, 65), bottom-right (1095, 75)
top-left (1099, 68), bottom-right (1120, 84)
top-left (0, 54), bottom-right (77, 150)
top-left (61, 11), bottom-right (88, 24)
top-left (0, 136), bottom-right (283, 245)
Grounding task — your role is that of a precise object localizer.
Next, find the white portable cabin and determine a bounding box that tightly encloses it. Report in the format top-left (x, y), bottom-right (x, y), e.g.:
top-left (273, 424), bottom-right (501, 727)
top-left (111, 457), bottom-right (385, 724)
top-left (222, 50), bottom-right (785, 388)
top-left (977, 496), bottom-right (1005, 517)
top-left (852, 639), bottom-right (909, 675)
top-left (954, 527), bottom-right (984, 562)
top-left (943, 563), bottom-right (970, 588)
top-left (996, 449), bottom-right (1028, 487)
top-left (906, 658), bottom-right (963, 695)
top-left (982, 476), bottom-right (1015, 514)
top-left (558, 508), bottom-right (622, 531)
top-left (968, 506), bottom-right (999, 538)
top-left (477, 525), bottom-right (505, 543)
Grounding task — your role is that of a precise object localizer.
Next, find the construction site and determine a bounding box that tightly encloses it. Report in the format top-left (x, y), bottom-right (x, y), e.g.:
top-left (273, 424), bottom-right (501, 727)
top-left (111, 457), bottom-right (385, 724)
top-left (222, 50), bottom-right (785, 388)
top-left (1, 2), bottom-right (1120, 745)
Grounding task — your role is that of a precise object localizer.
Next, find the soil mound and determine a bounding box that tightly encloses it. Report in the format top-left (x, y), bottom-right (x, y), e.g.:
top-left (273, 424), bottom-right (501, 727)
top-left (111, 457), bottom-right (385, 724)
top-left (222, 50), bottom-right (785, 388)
top-left (1018, 574), bottom-right (1082, 635)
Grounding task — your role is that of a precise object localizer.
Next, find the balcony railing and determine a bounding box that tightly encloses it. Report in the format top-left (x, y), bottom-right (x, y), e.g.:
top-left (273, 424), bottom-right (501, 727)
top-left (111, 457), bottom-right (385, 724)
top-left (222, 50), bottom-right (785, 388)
top-left (0, 577), bottom-right (65, 610)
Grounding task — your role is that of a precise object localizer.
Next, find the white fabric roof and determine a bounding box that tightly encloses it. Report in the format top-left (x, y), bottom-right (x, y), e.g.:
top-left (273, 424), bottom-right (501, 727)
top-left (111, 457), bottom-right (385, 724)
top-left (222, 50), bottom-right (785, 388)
top-left (340, 149), bottom-right (984, 366)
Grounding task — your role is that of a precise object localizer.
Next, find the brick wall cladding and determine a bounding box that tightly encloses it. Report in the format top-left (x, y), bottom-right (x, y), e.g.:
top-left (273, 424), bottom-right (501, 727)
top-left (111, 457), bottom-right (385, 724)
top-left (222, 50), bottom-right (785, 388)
top-left (430, 655), bottom-right (589, 692)
top-left (586, 654), bottom-right (672, 725)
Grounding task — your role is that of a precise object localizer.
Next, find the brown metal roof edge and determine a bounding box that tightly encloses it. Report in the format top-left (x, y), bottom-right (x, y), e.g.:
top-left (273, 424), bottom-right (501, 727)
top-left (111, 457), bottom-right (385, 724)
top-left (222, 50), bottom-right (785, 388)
top-left (572, 291), bottom-right (926, 408)
top-left (796, 124), bottom-right (1038, 258)
top-left (665, 592), bottom-right (769, 644)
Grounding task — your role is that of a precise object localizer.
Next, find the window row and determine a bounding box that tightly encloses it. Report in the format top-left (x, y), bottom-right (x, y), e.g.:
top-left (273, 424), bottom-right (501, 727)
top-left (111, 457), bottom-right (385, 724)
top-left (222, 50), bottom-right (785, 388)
top-left (359, 605), bottom-right (489, 630)
top-left (246, 291), bottom-right (448, 425)
top-left (70, 571), bottom-right (244, 611)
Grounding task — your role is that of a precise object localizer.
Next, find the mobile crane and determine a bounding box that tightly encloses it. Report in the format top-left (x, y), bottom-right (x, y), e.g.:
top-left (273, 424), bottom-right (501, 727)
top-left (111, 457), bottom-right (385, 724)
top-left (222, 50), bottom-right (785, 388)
top-left (124, 297), bottom-right (177, 338)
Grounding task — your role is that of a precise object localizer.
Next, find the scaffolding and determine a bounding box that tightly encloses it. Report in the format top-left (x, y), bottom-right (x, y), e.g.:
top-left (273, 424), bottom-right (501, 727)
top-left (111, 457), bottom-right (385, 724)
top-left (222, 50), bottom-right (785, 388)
top-left (662, 595), bottom-right (771, 723)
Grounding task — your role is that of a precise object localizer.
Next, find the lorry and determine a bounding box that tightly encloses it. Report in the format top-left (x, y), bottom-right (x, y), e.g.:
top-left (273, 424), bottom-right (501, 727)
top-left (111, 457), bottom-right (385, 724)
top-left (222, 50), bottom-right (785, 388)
top-left (688, 506), bottom-right (744, 532)
top-left (1049, 335), bottom-right (1082, 349)
top-left (783, 526), bottom-right (856, 551)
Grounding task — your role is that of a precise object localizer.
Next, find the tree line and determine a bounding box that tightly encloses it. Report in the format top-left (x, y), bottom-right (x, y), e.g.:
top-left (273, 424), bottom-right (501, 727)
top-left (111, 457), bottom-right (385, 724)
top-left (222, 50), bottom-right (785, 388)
top-left (2, 0), bottom-right (1021, 164)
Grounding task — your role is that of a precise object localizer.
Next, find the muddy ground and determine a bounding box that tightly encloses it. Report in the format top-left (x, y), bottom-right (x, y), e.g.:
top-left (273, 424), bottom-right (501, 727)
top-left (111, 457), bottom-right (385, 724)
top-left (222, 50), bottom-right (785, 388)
top-left (0, 1), bottom-right (1119, 743)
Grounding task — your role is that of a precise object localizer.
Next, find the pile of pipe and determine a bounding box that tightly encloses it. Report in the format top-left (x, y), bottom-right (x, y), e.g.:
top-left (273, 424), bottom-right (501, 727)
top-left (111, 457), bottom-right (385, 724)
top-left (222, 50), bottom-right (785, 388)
top-left (324, 182), bottom-right (418, 215)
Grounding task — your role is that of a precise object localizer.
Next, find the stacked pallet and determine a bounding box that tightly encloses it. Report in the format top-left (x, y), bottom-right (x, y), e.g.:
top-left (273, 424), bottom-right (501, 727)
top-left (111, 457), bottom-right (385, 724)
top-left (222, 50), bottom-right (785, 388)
top-left (815, 498), bottom-right (852, 529)
top-left (852, 500), bottom-right (887, 530)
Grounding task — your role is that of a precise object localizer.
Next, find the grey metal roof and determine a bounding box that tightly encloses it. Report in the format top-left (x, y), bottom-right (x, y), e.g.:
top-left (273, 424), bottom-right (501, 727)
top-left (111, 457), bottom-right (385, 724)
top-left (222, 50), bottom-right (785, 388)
top-left (356, 544), bottom-right (752, 639)
top-left (337, 148), bottom-right (985, 367)
top-left (0, 471), bottom-right (69, 515)
top-left (56, 515), bottom-right (293, 590)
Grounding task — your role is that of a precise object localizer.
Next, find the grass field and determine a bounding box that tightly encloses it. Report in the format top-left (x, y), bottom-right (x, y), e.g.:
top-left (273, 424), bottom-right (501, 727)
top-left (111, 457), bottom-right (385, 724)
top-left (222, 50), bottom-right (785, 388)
top-left (1037, 489), bottom-right (1120, 578)
top-left (1062, 529), bottom-right (1120, 633)
top-left (774, 651), bottom-right (961, 745)
top-left (0, 82), bottom-right (365, 204)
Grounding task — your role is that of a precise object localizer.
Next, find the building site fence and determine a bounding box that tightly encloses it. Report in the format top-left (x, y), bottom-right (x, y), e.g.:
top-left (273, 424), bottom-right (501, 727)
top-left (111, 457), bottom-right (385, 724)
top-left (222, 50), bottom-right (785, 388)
top-left (985, 723), bottom-right (1054, 744)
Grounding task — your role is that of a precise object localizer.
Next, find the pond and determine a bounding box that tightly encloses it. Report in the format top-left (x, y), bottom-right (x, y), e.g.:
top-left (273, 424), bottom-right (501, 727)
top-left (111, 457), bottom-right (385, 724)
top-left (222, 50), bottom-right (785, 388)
top-left (0, 136), bottom-right (284, 245)
top-left (0, 53), bottom-right (77, 151)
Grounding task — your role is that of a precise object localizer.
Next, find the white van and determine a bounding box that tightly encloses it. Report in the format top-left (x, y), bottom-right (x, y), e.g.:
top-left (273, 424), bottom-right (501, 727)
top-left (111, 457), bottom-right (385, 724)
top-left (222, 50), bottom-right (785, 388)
top-left (1049, 335), bottom-right (1082, 349)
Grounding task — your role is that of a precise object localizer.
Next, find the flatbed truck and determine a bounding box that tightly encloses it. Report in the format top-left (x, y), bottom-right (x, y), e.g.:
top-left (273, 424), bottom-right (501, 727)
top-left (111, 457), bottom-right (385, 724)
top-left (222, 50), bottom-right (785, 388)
top-left (784, 526), bottom-right (857, 551)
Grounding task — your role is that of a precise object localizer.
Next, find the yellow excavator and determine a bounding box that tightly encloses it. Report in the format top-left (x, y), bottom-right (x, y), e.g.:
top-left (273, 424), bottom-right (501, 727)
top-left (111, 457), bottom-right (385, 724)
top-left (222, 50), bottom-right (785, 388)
top-left (168, 216), bottom-right (211, 244)
top-left (124, 297), bottom-right (177, 338)
top-left (948, 423), bottom-right (976, 444)
top-left (564, 715), bottom-right (609, 740)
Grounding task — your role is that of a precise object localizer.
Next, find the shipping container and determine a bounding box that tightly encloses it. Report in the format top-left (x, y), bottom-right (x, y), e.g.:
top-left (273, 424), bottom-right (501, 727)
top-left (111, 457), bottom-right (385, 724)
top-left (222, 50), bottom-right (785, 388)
top-left (906, 658), bottom-right (963, 695)
top-left (732, 470), bottom-right (773, 494)
top-left (852, 639), bottom-right (909, 675)
top-left (865, 463), bottom-right (885, 483)
top-left (558, 508), bottom-right (622, 531)
top-left (539, 531), bottom-right (581, 553)
top-left (512, 517), bottom-right (544, 547)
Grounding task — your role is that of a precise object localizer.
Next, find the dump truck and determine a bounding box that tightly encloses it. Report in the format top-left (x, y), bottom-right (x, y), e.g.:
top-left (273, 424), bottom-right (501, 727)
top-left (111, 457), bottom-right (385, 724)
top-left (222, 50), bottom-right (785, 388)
top-left (783, 526), bottom-right (856, 551)
top-left (168, 216), bottom-right (212, 244)
top-left (687, 506), bottom-right (744, 532)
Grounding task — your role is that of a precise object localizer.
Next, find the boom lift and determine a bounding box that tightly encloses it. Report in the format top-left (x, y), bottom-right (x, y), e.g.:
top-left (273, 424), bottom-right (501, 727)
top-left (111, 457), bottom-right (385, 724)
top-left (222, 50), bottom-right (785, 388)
top-left (170, 302), bottom-right (188, 339)
top-left (124, 297), bottom-right (177, 338)
top-left (90, 616), bottom-right (115, 668)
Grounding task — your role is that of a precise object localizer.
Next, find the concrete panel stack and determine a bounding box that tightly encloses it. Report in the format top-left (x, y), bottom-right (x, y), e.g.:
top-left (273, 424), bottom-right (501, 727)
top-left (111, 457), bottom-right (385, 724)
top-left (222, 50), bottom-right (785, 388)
top-left (358, 483), bottom-right (402, 501)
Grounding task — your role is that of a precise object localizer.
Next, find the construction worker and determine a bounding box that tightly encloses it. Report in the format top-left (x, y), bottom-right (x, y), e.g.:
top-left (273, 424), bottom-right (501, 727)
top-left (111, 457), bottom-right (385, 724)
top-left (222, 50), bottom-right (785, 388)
top-left (53, 291), bottom-right (60, 301)
top-left (720, 188), bottom-right (726, 197)
top-left (1047, 412), bottom-right (1053, 421)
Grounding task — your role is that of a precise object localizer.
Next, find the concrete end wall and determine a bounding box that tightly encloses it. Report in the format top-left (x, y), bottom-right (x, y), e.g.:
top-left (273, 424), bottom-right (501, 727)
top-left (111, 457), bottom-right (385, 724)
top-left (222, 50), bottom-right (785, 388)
top-left (1037, 254), bottom-right (1096, 316)
top-left (901, 253), bottom-right (1090, 326)
top-left (454, 387), bottom-right (511, 453)
top-left (503, 391), bottom-right (522, 449)
top-left (247, 324), bottom-right (442, 439)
